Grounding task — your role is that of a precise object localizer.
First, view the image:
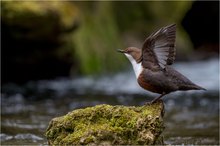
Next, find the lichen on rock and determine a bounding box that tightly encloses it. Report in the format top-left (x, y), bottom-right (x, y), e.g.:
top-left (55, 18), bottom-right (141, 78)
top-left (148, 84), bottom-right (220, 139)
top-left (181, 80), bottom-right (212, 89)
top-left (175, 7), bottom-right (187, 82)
top-left (45, 101), bottom-right (165, 145)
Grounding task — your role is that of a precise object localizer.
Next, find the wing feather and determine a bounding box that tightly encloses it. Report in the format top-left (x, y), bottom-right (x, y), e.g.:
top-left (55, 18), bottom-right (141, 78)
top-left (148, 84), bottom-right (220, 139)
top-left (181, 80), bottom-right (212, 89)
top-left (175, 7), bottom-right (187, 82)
top-left (141, 24), bottom-right (176, 69)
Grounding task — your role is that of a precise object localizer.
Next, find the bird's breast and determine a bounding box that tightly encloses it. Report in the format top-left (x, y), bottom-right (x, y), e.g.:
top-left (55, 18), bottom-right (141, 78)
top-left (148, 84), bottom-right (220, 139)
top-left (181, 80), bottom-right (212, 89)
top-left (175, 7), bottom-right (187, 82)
top-left (137, 70), bottom-right (164, 94)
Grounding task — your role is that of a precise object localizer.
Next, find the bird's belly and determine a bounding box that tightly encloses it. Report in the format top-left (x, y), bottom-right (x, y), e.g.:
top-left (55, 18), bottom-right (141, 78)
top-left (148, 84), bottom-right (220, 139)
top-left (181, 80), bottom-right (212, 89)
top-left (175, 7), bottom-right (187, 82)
top-left (137, 74), bottom-right (164, 94)
top-left (136, 68), bottom-right (177, 94)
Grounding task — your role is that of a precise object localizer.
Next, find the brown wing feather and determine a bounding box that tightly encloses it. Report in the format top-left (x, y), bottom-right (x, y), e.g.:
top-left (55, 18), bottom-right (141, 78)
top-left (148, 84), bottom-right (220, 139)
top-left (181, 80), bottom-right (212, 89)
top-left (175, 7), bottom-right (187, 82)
top-left (140, 24), bottom-right (176, 69)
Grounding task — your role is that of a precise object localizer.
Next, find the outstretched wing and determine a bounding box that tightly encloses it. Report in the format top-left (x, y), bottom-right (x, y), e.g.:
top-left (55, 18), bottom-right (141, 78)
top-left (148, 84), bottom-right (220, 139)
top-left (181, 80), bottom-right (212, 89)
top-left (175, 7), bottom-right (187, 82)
top-left (140, 24), bottom-right (176, 69)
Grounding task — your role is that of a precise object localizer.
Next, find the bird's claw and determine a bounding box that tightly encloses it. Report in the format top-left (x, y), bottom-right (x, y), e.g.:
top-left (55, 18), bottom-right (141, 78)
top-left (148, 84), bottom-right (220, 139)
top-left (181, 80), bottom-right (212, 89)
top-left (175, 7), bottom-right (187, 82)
top-left (144, 101), bottom-right (153, 105)
top-left (144, 99), bottom-right (163, 105)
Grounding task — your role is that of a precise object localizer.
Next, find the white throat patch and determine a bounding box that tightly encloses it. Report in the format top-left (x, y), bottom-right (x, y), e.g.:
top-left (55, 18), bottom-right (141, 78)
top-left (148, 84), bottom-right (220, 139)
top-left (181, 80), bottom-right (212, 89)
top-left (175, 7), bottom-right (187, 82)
top-left (125, 54), bottom-right (142, 78)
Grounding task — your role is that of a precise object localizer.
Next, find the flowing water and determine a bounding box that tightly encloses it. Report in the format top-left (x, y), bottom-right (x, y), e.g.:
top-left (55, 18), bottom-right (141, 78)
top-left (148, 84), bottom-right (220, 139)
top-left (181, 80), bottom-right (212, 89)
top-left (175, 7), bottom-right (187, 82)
top-left (1, 58), bottom-right (219, 145)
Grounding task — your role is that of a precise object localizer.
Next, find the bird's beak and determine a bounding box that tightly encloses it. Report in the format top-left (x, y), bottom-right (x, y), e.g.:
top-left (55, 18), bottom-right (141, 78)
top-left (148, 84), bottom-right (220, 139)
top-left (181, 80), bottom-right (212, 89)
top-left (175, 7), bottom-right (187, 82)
top-left (117, 49), bottom-right (125, 53)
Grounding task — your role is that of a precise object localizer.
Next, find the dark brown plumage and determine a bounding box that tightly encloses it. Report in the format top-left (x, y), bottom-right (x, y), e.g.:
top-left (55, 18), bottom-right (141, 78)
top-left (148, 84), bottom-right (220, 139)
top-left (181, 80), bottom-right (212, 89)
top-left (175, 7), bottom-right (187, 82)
top-left (118, 24), bottom-right (205, 103)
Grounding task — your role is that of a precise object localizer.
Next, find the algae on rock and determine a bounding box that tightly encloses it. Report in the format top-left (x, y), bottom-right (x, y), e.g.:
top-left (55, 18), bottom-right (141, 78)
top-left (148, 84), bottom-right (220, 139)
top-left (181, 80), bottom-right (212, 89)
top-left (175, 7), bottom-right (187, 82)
top-left (45, 101), bottom-right (165, 145)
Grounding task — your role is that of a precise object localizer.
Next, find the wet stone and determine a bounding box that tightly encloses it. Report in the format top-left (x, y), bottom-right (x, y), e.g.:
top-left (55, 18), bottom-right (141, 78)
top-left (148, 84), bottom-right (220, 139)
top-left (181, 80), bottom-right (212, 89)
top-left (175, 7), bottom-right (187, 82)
top-left (45, 100), bottom-right (165, 145)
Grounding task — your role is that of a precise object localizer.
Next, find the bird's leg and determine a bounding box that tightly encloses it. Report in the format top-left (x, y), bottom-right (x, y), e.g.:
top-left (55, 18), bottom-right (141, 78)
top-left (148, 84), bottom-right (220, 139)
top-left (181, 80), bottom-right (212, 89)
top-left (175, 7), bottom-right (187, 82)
top-left (144, 93), bottom-right (166, 105)
top-left (151, 93), bottom-right (166, 103)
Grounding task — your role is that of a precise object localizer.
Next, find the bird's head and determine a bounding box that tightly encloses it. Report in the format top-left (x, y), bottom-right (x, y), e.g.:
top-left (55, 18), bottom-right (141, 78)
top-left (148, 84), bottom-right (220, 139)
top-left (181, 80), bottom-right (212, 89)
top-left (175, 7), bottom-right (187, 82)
top-left (117, 47), bottom-right (141, 63)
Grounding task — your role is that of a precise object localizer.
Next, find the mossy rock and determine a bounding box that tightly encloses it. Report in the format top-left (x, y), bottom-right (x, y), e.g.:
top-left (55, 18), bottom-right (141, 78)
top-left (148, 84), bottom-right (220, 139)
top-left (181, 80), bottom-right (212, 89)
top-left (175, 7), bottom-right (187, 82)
top-left (1, 1), bottom-right (79, 83)
top-left (1, 1), bottom-right (79, 40)
top-left (45, 101), bottom-right (165, 145)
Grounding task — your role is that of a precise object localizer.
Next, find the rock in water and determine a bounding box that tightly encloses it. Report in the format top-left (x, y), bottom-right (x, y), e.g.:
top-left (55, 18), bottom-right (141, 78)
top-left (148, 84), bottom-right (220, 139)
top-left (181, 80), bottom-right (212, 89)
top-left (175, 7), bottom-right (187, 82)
top-left (45, 101), bottom-right (165, 145)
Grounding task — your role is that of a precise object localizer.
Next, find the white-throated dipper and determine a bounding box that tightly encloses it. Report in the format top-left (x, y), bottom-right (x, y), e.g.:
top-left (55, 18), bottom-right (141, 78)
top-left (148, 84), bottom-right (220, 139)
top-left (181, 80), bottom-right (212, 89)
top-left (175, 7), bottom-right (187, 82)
top-left (118, 24), bottom-right (205, 103)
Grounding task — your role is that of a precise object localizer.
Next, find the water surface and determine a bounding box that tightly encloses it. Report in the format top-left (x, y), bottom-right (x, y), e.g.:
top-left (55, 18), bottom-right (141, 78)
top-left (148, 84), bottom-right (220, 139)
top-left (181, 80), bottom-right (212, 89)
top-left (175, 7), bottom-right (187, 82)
top-left (1, 58), bottom-right (219, 145)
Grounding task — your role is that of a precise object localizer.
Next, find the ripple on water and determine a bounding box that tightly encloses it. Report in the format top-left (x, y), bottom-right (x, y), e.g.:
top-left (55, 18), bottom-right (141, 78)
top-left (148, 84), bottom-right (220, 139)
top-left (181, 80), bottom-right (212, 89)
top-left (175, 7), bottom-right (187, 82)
top-left (1, 133), bottom-right (44, 144)
top-left (40, 58), bottom-right (219, 96)
top-left (1, 58), bottom-right (219, 145)
top-left (165, 136), bottom-right (218, 145)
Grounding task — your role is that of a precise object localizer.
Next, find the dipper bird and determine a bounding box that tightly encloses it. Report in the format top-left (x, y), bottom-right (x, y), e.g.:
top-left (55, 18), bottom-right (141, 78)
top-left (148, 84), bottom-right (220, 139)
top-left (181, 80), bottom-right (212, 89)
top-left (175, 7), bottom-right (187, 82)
top-left (118, 24), bottom-right (205, 103)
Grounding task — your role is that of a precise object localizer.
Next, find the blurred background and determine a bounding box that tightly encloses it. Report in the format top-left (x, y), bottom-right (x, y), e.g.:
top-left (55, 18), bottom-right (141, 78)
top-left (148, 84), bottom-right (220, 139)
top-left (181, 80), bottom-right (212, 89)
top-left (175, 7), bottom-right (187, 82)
top-left (1, 1), bottom-right (219, 145)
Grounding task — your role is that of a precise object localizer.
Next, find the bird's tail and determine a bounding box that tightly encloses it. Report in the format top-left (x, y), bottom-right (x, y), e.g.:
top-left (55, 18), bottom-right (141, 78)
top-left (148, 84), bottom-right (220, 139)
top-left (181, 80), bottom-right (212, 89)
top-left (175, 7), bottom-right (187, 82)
top-left (180, 84), bottom-right (206, 91)
top-left (193, 85), bottom-right (206, 91)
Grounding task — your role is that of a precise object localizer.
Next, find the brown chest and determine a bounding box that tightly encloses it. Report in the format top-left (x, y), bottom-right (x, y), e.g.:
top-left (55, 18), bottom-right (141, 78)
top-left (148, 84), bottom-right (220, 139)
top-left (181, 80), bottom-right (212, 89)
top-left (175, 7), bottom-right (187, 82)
top-left (137, 72), bottom-right (163, 94)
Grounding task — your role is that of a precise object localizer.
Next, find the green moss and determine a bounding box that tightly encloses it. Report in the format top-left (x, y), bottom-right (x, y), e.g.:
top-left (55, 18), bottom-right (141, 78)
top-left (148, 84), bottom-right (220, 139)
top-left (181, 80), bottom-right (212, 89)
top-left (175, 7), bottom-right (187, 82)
top-left (1, 1), bottom-right (79, 39)
top-left (45, 101), bottom-right (165, 145)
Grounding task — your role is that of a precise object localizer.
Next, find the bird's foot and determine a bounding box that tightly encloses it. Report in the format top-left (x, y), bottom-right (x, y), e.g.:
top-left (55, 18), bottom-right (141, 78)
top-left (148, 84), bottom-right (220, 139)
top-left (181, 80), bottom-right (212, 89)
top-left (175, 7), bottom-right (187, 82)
top-left (144, 99), bottom-right (165, 117)
top-left (144, 101), bottom-right (153, 105)
top-left (144, 99), bottom-right (163, 105)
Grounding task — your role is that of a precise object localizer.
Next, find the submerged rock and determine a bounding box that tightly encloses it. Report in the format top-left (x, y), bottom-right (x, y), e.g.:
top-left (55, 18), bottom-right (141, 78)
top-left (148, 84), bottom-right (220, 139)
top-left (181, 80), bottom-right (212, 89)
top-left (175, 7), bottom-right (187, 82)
top-left (45, 101), bottom-right (165, 145)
